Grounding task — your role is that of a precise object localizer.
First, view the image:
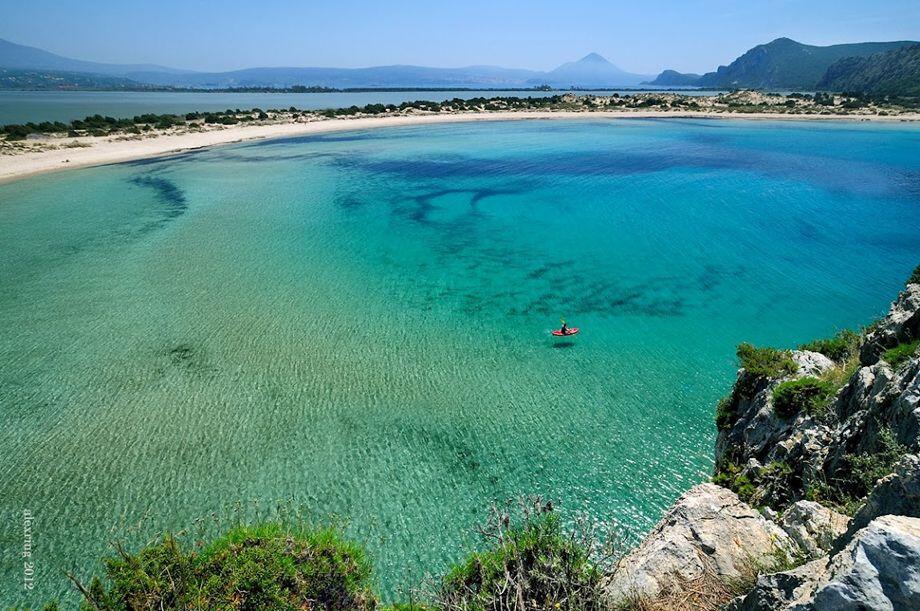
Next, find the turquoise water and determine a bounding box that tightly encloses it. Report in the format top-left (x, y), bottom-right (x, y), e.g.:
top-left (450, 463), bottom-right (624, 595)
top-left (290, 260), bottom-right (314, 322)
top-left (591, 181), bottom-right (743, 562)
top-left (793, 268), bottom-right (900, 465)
top-left (1, 118), bottom-right (919, 604)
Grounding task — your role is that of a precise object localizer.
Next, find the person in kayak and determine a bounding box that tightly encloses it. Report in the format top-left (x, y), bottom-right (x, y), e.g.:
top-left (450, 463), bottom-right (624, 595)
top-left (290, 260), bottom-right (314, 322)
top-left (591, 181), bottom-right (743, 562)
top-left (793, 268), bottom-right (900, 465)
top-left (559, 318), bottom-right (569, 335)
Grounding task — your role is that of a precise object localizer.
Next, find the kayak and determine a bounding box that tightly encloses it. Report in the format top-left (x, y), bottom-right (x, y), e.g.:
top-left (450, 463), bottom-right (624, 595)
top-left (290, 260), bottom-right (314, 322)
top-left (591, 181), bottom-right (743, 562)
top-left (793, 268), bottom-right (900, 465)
top-left (551, 327), bottom-right (579, 337)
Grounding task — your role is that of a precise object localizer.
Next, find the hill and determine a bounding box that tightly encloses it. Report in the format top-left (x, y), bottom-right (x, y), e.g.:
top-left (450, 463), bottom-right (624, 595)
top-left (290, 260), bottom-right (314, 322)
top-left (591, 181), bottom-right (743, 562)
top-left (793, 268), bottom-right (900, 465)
top-left (0, 38), bottom-right (188, 78)
top-left (696, 37), bottom-right (917, 89)
top-left (642, 69), bottom-right (702, 87)
top-left (538, 53), bottom-right (650, 87)
top-left (0, 68), bottom-right (149, 90)
top-left (818, 44), bottom-right (920, 96)
top-left (0, 38), bottom-right (649, 89)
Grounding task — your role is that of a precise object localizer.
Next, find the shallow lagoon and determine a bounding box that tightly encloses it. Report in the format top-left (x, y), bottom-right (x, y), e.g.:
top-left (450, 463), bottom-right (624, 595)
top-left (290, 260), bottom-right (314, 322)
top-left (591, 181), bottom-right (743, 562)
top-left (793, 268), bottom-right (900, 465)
top-left (1, 118), bottom-right (919, 603)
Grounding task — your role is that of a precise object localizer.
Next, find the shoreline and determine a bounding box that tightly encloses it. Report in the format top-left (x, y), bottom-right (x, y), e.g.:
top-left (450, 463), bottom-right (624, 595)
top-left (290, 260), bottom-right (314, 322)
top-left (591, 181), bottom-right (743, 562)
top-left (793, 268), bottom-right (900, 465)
top-left (2, 109), bottom-right (919, 184)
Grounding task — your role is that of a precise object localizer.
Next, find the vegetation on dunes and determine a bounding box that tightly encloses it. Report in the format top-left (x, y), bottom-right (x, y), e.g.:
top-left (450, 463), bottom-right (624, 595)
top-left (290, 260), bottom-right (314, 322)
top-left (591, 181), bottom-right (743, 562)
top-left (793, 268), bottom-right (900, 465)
top-left (2, 89), bottom-right (919, 148)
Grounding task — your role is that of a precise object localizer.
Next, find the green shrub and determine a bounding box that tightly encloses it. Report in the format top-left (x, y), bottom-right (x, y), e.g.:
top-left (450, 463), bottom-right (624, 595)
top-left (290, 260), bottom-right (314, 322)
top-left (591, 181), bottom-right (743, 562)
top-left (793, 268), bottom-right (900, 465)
top-left (848, 428), bottom-right (907, 497)
top-left (78, 522), bottom-right (376, 610)
top-left (772, 377), bottom-right (835, 419)
top-left (799, 329), bottom-right (860, 362)
top-left (712, 461), bottom-right (756, 503)
top-left (714, 460), bottom-right (795, 509)
top-left (438, 503), bottom-right (604, 610)
top-left (715, 394), bottom-right (738, 430)
top-left (737, 343), bottom-right (797, 379)
top-left (882, 339), bottom-right (919, 368)
top-left (907, 263), bottom-right (920, 286)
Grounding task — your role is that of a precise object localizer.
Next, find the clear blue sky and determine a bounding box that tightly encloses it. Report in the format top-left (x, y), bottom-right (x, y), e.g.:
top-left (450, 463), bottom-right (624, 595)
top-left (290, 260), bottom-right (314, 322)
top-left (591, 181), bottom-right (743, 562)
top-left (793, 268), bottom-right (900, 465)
top-left (2, 0), bottom-right (917, 73)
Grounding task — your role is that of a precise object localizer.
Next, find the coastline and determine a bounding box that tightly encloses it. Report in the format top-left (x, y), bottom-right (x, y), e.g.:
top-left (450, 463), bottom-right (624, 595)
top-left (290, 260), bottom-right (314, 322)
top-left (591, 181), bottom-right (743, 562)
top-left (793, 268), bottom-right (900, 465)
top-left (2, 109), bottom-right (919, 184)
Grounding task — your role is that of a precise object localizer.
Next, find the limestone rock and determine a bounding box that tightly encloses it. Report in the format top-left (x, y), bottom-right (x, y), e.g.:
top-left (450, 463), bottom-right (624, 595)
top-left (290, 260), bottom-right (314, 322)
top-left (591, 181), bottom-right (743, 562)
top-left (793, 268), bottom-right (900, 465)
top-left (727, 557), bottom-right (828, 610)
top-left (792, 350), bottom-right (835, 378)
top-left (847, 454), bottom-right (920, 538)
top-left (733, 515), bottom-right (920, 610)
top-left (603, 483), bottom-right (798, 604)
top-left (860, 284), bottom-right (920, 365)
top-left (812, 515), bottom-right (920, 610)
top-left (779, 501), bottom-right (849, 558)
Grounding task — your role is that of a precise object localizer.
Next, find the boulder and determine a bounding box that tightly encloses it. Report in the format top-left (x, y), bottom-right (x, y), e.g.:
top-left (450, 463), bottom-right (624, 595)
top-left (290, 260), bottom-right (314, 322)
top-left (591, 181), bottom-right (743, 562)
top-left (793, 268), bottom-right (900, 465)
top-left (813, 515), bottom-right (920, 610)
top-left (732, 515), bottom-right (920, 610)
top-left (727, 557), bottom-right (828, 610)
top-left (792, 351), bottom-right (835, 378)
top-left (604, 483), bottom-right (798, 604)
top-left (779, 501), bottom-right (849, 558)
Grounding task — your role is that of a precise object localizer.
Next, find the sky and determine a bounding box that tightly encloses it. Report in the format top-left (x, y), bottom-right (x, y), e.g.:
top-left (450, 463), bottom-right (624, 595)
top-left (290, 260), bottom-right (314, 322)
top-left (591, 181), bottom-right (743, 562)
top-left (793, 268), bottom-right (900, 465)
top-left (2, 0), bottom-right (918, 74)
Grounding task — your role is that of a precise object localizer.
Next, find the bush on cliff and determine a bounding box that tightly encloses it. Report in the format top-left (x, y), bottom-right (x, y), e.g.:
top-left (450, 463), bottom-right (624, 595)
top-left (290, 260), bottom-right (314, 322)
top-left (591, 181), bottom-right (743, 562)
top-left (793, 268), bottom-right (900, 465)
top-left (77, 522), bottom-right (376, 610)
top-left (882, 339), bottom-right (919, 368)
top-left (712, 461), bottom-right (756, 503)
top-left (715, 394), bottom-right (738, 430)
top-left (807, 427), bottom-right (908, 514)
top-left (799, 329), bottom-right (860, 363)
top-left (906, 263), bottom-right (920, 286)
top-left (848, 427), bottom-right (908, 498)
top-left (772, 377), bottom-right (835, 419)
top-left (736, 343), bottom-right (797, 380)
top-left (436, 501), bottom-right (606, 610)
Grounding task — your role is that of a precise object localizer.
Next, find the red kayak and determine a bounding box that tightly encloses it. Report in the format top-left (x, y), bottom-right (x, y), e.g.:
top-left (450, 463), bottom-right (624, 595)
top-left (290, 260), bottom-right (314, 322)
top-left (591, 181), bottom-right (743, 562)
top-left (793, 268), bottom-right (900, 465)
top-left (551, 327), bottom-right (579, 337)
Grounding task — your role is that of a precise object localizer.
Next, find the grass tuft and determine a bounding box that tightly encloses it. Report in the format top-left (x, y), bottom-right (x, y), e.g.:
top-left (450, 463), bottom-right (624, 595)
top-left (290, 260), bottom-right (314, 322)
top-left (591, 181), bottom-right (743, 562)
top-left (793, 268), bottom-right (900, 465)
top-left (882, 339), bottom-right (919, 369)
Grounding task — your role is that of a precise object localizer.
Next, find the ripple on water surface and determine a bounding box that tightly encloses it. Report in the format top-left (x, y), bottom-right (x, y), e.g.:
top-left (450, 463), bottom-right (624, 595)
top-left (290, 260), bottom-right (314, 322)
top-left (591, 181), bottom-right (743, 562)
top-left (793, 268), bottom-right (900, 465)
top-left (1, 118), bottom-right (919, 603)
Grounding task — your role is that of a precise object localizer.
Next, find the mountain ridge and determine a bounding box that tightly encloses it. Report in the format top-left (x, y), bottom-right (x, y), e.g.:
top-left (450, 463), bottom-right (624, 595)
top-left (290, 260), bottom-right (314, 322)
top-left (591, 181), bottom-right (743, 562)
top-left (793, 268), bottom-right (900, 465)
top-left (818, 43), bottom-right (920, 96)
top-left (0, 39), bottom-right (650, 89)
top-left (648, 37), bottom-right (918, 90)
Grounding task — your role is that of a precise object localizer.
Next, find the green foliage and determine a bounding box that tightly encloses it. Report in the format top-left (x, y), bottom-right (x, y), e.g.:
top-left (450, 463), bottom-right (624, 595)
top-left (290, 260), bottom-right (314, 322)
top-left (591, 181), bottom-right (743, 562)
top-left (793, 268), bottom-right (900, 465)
top-left (737, 343), bottom-right (797, 380)
top-left (882, 339), bottom-right (919, 368)
top-left (697, 38), bottom-right (914, 90)
top-left (712, 461), bottom-right (756, 503)
top-left (438, 503), bottom-right (605, 610)
top-left (818, 44), bottom-right (920, 96)
top-left (772, 377), bottom-right (835, 419)
top-left (808, 426), bottom-right (908, 514)
top-left (848, 428), bottom-right (907, 497)
top-left (908, 264), bottom-right (920, 286)
top-left (78, 522), bottom-right (376, 610)
top-left (714, 460), bottom-right (796, 509)
top-left (715, 394), bottom-right (738, 430)
top-left (799, 329), bottom-right (860, 362)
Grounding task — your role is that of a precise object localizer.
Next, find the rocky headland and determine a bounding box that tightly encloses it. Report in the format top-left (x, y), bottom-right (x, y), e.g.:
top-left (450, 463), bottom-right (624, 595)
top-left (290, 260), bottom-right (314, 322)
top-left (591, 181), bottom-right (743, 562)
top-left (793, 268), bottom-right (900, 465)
top-left (605, 278), bottom-right (920, 610)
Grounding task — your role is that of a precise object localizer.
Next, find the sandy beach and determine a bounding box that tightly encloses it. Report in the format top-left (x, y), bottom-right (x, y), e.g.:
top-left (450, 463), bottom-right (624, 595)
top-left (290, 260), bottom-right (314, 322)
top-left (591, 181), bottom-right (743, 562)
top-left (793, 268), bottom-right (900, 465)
top-left (2, 109), bottom-right (918, 184)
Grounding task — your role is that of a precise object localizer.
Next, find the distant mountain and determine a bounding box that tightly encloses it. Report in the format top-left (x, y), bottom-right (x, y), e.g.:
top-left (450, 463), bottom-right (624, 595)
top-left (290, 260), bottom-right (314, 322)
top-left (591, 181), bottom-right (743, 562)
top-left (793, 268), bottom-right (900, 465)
top-left (642, 69), bottom-right (702, 87)
top-left (129, 65), bottom-right (548, 89)
top-left (0, 39), bottom-right (650, 89)
top-left (0, 68), bottom-right (146, 90)
top-left (817, 44), bottom-right (920, 96)
top-left (538, 53), bottom-right (651, 87)
top-left (0, 38), bottom-right (189, 78)
top-left (695, 38), bottom-right (918, 90)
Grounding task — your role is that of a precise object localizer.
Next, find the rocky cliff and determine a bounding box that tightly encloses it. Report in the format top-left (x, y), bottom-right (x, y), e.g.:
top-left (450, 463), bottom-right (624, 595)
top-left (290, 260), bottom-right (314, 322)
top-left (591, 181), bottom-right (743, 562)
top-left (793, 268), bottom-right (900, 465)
top-left (605, 277), bottom-right (920, 610)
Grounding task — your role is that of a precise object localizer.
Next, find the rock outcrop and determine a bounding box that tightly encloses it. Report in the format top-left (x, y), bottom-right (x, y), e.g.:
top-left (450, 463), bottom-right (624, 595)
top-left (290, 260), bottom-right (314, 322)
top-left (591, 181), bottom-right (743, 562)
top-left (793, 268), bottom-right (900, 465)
top-left (733, 515), bottom-right (920, 610)
top-left (860, 283), bottom-right (920, 365)
top-left (778, 501), bottom-right (849, 558)
top-left (714, 285), bottom-right (920, 512)
top-left (604, 483), bottom-right (797, 604)
top-left (608, 282), bottom-right (920, 609)
top-left (846, 453), bottom-right (920, 537)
